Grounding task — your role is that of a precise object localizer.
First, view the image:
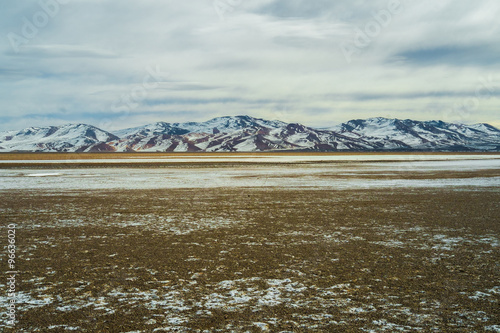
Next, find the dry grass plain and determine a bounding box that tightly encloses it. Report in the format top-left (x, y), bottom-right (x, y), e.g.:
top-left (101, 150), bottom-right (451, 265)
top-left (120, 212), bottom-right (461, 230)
top-left (1, 155), bottom-right (499, 332)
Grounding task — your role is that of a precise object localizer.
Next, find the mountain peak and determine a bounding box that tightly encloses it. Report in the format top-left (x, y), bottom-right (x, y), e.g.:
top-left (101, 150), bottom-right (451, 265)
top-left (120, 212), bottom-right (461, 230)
top-left (0, 123), bottom-right (118, 152)
top-left (1, 116), bottom-right (499, 152)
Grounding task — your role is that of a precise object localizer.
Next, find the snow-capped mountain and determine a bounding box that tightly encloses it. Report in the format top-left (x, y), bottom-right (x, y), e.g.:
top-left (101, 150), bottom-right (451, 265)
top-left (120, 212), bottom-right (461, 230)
top-left (0, 124), bottom-right (118, 152)
top-left (330, 117), bottom-right (500, 151)
top-left (1, 116), bottom-right (499, 152)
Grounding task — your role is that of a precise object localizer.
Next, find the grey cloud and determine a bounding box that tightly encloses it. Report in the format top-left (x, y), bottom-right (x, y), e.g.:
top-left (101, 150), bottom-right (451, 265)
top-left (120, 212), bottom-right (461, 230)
top-left (5, 45), bottom-right (117, 58)
top-left (393, 44), bottom-right (500, 67)
top-left (159, 82), bottom-right (224, 91)
top-left (254, 0), bottom-right (378, 21)
top-left (143, 97), bottom-right (290, 107)
top-left (256, 0), bottom-right (337, 18)
top-left (326, 90), bottom-right (500, 102)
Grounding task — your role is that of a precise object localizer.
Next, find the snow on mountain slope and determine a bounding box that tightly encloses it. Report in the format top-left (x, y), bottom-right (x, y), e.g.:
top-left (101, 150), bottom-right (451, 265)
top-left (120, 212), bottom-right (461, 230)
top-left (114, 115), bottom-right (288, 138)
top-left (109, 134), bottom-right (202, 152)
top-left (110, 116), bottom-right (292, 152)
top-left (173, 115), bottom-right (288, 134)
top-left (113, 121), bottom-right (400, 153)
top-left (0, 124), bottom-right (119, 152)
top-left (331, 118), bottom-right (500, 151)
top-left (113, 122), bottom-right (190, 138)
top-left (1, 116), bottom-right (500, 152)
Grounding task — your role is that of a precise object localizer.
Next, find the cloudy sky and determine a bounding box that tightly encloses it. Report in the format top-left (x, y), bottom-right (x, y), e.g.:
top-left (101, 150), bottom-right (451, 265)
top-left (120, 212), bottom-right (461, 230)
top-left (1, 0), bottom-right (499, 131)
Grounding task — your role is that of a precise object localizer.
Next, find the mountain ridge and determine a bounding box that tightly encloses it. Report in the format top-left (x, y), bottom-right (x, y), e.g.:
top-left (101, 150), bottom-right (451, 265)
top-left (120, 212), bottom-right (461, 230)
top-left (1, 116), bottom-right (499, 152)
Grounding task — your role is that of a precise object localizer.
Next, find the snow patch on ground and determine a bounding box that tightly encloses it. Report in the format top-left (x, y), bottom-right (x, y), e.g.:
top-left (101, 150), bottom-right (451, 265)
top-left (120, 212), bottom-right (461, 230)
top-left (1, 156), bottom-right (500, 190)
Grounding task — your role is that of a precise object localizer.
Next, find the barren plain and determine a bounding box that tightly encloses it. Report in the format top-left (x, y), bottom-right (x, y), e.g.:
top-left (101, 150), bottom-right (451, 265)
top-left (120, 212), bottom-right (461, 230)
top-left (1, 153), bottom-right (499, 332)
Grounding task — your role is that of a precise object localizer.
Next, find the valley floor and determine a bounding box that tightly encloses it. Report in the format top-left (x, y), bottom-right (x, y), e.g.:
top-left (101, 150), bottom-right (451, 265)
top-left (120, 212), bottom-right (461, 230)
top-left (1, 155), bottom-right (499, 332)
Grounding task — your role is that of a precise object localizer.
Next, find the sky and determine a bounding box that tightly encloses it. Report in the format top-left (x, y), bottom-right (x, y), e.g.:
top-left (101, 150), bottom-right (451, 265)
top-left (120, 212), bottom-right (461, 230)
top-left (1, 0), bottom-right (499, 132)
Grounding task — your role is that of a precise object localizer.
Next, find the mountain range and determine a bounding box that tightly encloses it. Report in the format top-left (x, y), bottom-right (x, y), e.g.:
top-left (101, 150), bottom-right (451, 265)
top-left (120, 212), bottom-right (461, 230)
top-left (1, 115), bottom-right (500, 152)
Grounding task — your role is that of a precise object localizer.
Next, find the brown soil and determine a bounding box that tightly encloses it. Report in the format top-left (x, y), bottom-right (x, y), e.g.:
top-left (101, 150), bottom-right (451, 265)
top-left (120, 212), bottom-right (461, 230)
top-left (1, 187), bottom-right (499, 332)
